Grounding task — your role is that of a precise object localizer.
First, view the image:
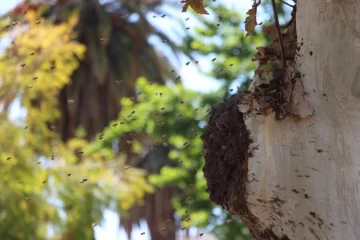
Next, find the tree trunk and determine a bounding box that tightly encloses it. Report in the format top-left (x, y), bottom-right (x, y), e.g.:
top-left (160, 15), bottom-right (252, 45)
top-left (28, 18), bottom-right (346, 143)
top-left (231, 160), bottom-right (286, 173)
top-left (203, 1), bottom-right (360, 240)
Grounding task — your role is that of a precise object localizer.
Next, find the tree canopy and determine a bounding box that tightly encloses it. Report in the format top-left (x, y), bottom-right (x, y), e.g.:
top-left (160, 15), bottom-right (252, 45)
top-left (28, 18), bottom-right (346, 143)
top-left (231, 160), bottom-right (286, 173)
top-left (0, 0), bottom-right (293, 239)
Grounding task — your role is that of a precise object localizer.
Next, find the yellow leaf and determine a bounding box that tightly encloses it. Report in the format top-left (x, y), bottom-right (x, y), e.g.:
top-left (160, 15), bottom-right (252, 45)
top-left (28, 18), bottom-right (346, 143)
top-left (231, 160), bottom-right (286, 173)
top-left (244, 0), bottom-right (261, 37)
top-left (182, 0), bottom-right (209, 15)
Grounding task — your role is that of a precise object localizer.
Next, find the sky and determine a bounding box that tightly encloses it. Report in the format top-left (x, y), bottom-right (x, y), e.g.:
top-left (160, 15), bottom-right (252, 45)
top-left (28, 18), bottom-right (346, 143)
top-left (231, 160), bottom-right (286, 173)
top-left (0, 0), bottom-right (258, 239)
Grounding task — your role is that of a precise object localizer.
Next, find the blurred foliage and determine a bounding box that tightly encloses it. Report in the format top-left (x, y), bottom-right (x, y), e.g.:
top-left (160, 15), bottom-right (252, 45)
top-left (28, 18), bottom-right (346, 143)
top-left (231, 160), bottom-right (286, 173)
top-left (0, 0), bottom-right (294, 239)
top-left (0, 10), bottom-right (152, 240)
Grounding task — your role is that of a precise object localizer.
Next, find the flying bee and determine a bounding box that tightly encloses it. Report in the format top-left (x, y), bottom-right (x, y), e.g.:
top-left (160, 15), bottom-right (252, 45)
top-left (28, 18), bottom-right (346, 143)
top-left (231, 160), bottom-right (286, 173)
top-left (211, 58), bottom-right (216, 62)
top-left (80, 178), bottom-right (88, 183)
top-left (176, 76), bottom-right (181, 81)
top-left (6, 157), bottom-right (11, 160)
top-left (219, 68), bottom-right (224, 73)
top-left (112, 123), bottom-right (117, 127)
top-left (186, 62), bottom-right (190, 65)
top-left (36, 20), bottom-right (41, 24)
top-left (20, 64), bottom-right (25, 68)
top-left (186, 27), bottom-right (190, 30)
top-left (185, 18), bottom-right (189, 21)
top-left (161, 14), bottom-right (166, 18)
top-left (162, 228), bottom-right (168, 231)
top-left (141, 232), bottom-right (145, 235)
top-left (124, 166), bottom-right (131, 169)
top-left (92, 223), bottom-right (97, 227)
top-left (30, 52), bottom-right (35, 56)
top-left (67, 99), bottom-right (74, 104)
top-left (229, 63), bottom-right (233, 67)
top-left (178, 114), bottom-right (182, 118)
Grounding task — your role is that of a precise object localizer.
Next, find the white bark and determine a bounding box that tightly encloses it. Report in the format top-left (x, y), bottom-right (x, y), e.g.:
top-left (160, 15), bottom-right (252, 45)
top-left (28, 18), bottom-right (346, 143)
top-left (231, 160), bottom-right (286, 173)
top-left (244, 0), bottom-right (360, 239)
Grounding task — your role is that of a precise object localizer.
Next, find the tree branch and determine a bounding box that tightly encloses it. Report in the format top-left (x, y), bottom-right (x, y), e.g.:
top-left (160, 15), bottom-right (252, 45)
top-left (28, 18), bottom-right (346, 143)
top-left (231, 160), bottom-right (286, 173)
top-left (279, 0), bottom-right (295, 8)
top-left (271, 0), bottom-right (286, 67)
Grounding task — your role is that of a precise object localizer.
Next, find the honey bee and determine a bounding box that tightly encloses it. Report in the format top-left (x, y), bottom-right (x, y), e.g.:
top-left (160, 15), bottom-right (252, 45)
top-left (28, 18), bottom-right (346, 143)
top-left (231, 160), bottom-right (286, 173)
top-left (186, 27), bottom-right (190, 30)
top-left (211, 58), bottom-right (216, 62)
top-left (141, 232), bottom-right (145, 235)
top-left (161, 14), bottom-right (166, 18)
top-left (80, 178), bottom-right (88, 183)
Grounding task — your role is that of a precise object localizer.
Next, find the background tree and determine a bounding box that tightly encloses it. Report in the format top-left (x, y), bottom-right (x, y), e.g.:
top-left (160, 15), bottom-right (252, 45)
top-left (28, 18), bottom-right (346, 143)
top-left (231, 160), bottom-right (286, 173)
top-left (0, 0), bottom-right (296, 239)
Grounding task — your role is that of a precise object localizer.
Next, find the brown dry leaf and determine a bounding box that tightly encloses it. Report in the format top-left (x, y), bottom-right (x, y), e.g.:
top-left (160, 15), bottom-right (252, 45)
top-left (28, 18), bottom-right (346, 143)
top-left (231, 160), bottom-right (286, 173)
top-left (262, 24), bottom-right (278, 39)
top-left (244, 0), bottom-right (261, 37)
top-left (182, 0), bottom-right (209, 15)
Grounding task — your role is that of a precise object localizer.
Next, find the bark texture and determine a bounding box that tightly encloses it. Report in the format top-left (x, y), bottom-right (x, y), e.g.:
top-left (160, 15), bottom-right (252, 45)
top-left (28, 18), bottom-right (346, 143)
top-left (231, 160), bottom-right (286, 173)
top-left (203, 0), bottom-right (360, 239)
